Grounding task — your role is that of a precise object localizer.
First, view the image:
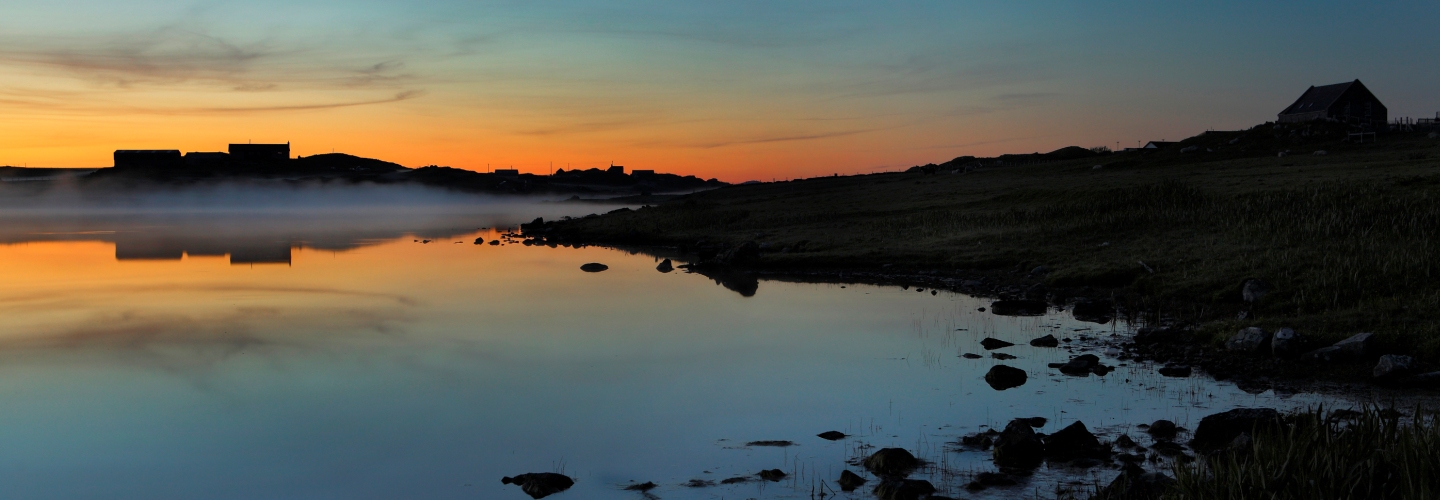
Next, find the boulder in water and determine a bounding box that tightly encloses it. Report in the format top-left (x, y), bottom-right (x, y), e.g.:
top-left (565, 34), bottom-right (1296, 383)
top-left (837, 470), bottom-right (867, 491)
top-left (501, 473), bottom-right (575, 499)
top-left (992, 419), bottom-right (1045, 469)
top-left (980, 337), bottom-right (1015, 350)
top-left (863, 448), bottom-right (919, 477)
top-left (984, 365), bottom-right (1028, 390)
top-left (1029, 334), bottom-right (1059, 347)
top-left (580, 263), bottom-right (609, 272)
top-left (656, 259), bottom-right (673, 273)
top-left (1190, 408), bottom-right (1279, 453)
top-left (872, 479), bottom-right (936, 500)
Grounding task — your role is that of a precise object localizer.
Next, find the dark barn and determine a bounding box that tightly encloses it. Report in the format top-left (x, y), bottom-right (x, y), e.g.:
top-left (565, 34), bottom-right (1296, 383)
top-left (1278, 79), bottom-right (1387, 126)
top-left (114, 150), bottom-right (182, 169)
top-left (228, 143), bottom-right (290, 163)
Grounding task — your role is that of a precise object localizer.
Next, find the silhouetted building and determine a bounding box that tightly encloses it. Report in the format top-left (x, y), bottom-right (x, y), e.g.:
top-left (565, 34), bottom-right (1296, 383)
top-left (607, 164), bottom-right (624, 174)
top-left (1278, 80), bottom-right (1387, 126)
top-left (228, 143), bottom-right (290, 162)
top-left (494, 169), bottom-right (520, 177)
top-left (184, 152), bottom-right (229, 167)
top-left (114, 150), bottom-right (182, 168)
top-left (1143, 141), bottom-right (1177, 149)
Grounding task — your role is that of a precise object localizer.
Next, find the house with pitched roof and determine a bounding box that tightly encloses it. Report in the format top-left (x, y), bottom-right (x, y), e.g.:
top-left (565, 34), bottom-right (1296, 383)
top-left (1278, 80), bottom-right (1386, 126)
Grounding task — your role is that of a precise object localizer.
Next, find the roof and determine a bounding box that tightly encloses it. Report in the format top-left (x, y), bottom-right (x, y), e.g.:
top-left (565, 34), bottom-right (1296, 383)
top-left (1143, 141), bottom-right (1177, 149)
top-left (115, 150), bottom-right (180, 154)
top-left (1279, 80), bottom-right (1362, 115)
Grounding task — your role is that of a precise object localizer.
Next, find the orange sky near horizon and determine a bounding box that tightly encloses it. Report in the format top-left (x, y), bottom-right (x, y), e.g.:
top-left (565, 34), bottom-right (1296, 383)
top-left (2, 1), bottom-right (1437, 183)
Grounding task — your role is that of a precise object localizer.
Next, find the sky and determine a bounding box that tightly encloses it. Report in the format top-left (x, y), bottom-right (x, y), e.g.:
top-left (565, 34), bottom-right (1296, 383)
top-left (0, 1), bottom-right (1436, 181)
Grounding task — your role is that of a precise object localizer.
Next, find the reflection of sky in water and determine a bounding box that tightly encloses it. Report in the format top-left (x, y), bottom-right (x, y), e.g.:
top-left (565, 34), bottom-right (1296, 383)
top-left (0, 212), bottom-right (1417, 499)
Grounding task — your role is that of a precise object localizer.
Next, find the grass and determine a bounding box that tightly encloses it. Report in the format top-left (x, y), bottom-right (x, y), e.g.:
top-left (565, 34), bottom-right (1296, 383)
top-left (550, 124), bottom-right (1440, 363)
top-left (1168, 407), bottom-right (1440, 499)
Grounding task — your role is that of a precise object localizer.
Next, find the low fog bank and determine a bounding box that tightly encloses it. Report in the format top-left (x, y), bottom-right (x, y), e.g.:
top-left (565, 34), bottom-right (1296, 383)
top-left (0, 180), bottom-right (626, 258)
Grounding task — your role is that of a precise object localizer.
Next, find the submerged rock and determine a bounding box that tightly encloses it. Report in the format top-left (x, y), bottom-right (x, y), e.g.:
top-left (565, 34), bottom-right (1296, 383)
top-left (872, 479), bottom-right (936, 500)
top-left (961, 353), bottom-right (983, 359)
top-left (991, 352), bottom-right (1017, 360)
top-left (993, 420), bottom-right (1045, 469)
top-left (817, 431), bottom-right (847, 441)
top-left (1058, 354), bottom-right (1102, 376)
top-left (837, 470), bottom-right (867, 491)
top-left (1157, 364), bottom-right (1192, 377)
top-left (1114, 435), bottom-right (1138, 448)
top-left (623, 481), bottom-right (657, 491)
top-left (580, 263), bottom-right (609, 272)
top-left (985, 365), bottom-right (1028, 390)
top-left (757, 469), bottom-right (787, 481)
top-left (990, 300), bottom-right (1048, 316)
top-left (501, 473), bottom-right (575, 499)
top-left (656, 259), bottom-right (673, 273)
top-left (1146, 420), bottom-right (1178, 441)
top-left (1190, 408), bottom-right (1279, 453)
top-left (863, 448), bottom-right (920, 477)
top-left (1029, 334), bottom-right (1059, 347)
top-left (981, 337), bottom-right (1015, 350)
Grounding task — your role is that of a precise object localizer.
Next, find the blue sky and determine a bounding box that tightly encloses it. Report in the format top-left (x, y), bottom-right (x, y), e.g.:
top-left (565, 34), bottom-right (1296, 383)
top-left (1, 1), bottom-right (1436, 177)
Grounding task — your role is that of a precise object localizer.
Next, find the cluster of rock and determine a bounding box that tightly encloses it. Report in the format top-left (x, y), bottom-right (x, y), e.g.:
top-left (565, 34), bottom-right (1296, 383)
top-left (1050, 354), bottom-right (1114, 376)
top-left (1225, 328), bottom-right (1438, 386)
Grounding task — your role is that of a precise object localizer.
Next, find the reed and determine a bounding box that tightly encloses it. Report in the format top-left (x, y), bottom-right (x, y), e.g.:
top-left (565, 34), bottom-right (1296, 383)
top-left (1167, 407), bottom-right (1440, 500)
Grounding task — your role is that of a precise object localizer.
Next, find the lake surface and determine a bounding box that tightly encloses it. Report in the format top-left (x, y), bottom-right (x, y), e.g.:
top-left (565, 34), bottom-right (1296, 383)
top-left (0, 194), bottom-right (1400, 499)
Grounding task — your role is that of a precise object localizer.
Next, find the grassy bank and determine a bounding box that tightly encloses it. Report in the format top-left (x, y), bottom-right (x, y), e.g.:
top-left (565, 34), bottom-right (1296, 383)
top-left (547, 124), bottom-right (1440, 362)
top-left (1169, 408), bottom-right (1440, 499)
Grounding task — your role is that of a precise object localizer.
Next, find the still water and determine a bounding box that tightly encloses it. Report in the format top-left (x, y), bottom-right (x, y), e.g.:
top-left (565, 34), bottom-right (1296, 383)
top-left (0, 198), bottom-right (1374, 499)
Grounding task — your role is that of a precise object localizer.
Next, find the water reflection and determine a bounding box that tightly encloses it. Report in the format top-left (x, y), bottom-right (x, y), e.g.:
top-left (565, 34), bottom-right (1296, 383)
top-left (0, 209), bottom-right (1432, 500)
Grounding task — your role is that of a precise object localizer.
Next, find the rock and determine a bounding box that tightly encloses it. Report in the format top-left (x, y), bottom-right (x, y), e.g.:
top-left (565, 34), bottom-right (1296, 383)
top-left (872, 479), bottom-right (936, 500)
top-left (1019, 417), bottom-right (1047, 427)
top-left (961, 353), bottom-right (983, 359)
top-left (1241, 278), bottom-right (1271, 304)
top-left (960, 431), bottom-right (996, 449)
top-left (501, 472), bottom-right (575, 499)
top-left (837, 470), bottom-right (867, 491)
top-left (1398, 371), bottom-right (1440, 388)
top-left (1146, 420), bottom-right (1178, 441)
top-left (757, 469), bottom-right (786, 481)
top-left (1373, 354), bottom-right (1415, 382)
top-left (720, 476), bottom-right (750, 484)
top-left (993, 419), bottom-right (1045, 469)
top-left (1043, 421), bottom-right (1108, 461)
top-left (489, 240), bottom-right (500, 246)
top-left (863, 448), bottom-right (920, 477)
top-left (1180, 145), bottom-right (1199, 153)
top-left (1302, 332), bottom-right (1374, 362)
top-left (683, 479), bottom-right (715, 487)
top-left (991, 352), bottom-right (1017, 360)
top-left (745, 440), bottom-right (794, 447)
top-left (1225, 327), bottom-right (1271, 353)
top-left (817, 431), bottom-right (847, 441)
top-left (1059, 354), bottom-right (1101, 376)
top-left (1114, 434), bottom-right (1138, 448)
top-left (1030, 265), bottom-right (1051, 275)
top-left (1094, 464), bottom-right (1176, 500)
top-left (990, 300), bottom-right (1048, 316)
top-left (1157, 364), bottom-right (1192, 377)
top-left (981, 337), bottom-right (1015, 350)
top-left (623, 481), bottom-right (657, 491)
top-left (718, 241), bottom-right (760, 264)
top-left (1149, 441), bottom-right (1188, 457)
top-left (1072, 299), bottom-right (1114, 324)
top-left (1190, 408), bottom-right (1279, 453)
top-left (1029, 334), bottom-right (1059, 347)
top-left (580, 263), bottom-right (609, 272)
top-left (473, 237), bottom-right (486, 245)
top-left (985, 365), bottom-right (1028, 390)
top-left (656, 259), bottom-right (673, 273)
top-left (1271, 328), bottom-right (1300, 357)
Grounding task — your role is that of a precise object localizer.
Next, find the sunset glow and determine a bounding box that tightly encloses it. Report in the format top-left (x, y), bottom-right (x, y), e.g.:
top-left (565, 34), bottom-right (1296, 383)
top-left (3, 1), bottom-right (1438, 181)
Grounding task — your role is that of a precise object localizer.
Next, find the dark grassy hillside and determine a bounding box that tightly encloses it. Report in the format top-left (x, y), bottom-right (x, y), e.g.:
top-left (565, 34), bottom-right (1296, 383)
top-left (545, 125), bottom-right (1440, 361)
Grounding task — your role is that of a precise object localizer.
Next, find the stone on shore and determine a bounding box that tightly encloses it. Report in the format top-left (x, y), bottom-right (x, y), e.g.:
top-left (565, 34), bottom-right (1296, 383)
top-left (1189, 408), bottom-right (1279, 453)
top-left (1271, 328), bottom-right (1301, 357)
top-left (1225, 327), bottom-right (1270, 353)
top-left (1301, 332), bottom-right (1374, 363)
top-left (1093, 464), bottom-right (1175, 500)
top-left (1373, 354), bottom-right (1415, 382)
